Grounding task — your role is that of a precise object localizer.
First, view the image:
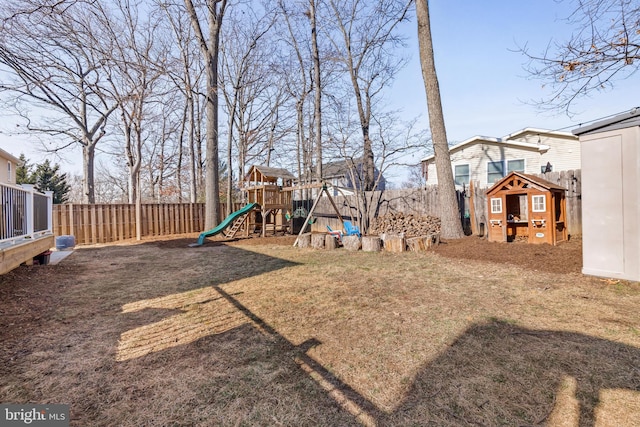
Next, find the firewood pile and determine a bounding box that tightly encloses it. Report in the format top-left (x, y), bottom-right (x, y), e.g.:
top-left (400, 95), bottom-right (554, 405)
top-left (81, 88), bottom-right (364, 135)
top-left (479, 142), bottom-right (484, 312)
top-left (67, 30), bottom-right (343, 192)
top-left (369, 212), bottom-right (441, 237)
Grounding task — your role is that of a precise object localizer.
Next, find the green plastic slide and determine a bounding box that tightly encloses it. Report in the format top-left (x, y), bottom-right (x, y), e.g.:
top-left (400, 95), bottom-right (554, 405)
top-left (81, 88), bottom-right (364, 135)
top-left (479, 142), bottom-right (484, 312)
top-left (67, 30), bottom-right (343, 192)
top-left (191, 203), bottom-right (258, 246)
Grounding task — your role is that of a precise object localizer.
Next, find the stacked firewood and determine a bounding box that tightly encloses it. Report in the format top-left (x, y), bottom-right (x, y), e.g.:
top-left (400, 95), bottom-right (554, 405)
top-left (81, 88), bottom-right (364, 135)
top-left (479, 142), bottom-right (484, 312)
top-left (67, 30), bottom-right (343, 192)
top-left (369, 212), bottom-right (441, 237)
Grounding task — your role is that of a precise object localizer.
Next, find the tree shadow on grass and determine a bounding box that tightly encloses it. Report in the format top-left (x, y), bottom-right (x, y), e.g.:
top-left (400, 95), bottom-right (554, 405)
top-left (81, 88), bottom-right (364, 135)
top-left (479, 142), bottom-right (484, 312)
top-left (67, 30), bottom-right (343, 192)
top-left (381, 319), bottom-right (640, 426)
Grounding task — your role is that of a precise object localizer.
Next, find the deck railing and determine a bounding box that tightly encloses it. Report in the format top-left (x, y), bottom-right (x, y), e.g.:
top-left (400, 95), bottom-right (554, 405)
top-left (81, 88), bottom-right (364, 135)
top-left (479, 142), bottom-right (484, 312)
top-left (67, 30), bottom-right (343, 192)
top-left (0, 183), bottom-right (53, 245)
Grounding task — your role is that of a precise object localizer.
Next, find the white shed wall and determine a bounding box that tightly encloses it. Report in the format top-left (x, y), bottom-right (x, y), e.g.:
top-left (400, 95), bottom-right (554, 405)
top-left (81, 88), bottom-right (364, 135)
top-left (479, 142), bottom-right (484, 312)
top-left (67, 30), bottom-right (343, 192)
top-left (580, 127), bottom-right (639, 281)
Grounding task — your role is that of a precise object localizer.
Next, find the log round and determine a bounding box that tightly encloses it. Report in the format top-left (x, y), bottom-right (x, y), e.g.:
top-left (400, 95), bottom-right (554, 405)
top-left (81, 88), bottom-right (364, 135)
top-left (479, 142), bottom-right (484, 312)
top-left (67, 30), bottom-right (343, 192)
top-left (311, 233), bottom-right (326, 249)
top-left (362, 236), bottom-right (382, 252)
top-left (297, 233), bottom-right (312, 248)
top-left (325, 234), bottom-right (339, 250)
top-left (342, 235), bottom-right (361, 251)
top-left (383, 234), bottom-right (406, 253)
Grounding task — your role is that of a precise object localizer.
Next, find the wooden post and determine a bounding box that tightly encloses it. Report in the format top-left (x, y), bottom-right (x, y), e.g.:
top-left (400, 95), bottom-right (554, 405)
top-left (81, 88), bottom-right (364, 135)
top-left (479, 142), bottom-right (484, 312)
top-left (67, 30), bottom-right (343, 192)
top-left (469, 180), bottom-right (477, 236)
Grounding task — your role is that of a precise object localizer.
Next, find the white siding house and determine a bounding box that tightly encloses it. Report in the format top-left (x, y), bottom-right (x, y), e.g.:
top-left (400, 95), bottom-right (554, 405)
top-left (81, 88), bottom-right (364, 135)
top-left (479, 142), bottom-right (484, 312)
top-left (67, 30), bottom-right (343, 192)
top-left (0, 148), bottom-right (20, 184)
top-left (421, 128), bottom-right (580, 188)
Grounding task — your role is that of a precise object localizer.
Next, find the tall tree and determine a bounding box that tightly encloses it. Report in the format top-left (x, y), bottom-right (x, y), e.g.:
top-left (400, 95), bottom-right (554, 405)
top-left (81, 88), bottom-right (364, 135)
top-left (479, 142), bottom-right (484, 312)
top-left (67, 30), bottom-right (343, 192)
top-left (184, 0), bottom-right (227, 229)
top-left (523, 0), bottom-right (640, 112)
top-left (32, 159), bottom-right (71, 204)
top-left (415, 0), bottom-right (463, 239)
top-left (0, 0), bottom-right (118, 204)
top-left (310, 0), bottom-right (323, 181)
top-left (326, 0), bottom-right (412, 192)
top-left (15, 153), bottom-right (35, 185)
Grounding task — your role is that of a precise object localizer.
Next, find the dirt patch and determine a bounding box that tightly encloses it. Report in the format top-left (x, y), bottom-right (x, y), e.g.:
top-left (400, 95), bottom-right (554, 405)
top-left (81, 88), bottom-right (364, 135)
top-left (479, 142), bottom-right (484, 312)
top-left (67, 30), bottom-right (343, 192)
top-left (433, 236), bottom-right (583, 274)
top-left (0, 234), bottom-right (638, 426)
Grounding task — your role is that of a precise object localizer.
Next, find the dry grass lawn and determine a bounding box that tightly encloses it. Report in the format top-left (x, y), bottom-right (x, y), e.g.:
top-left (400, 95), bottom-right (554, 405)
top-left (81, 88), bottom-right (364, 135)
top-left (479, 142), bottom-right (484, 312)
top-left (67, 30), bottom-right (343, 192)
top-left (1, 235), bottom-right (639, 426)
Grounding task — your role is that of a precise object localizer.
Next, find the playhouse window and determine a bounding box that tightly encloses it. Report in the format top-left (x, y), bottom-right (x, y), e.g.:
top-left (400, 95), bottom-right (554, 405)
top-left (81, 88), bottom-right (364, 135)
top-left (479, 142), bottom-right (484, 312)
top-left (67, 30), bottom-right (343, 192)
top-left (532, 195), bottom-right (546, 212)
top-left (491, 197), bottom-right (502, 213)
top-left (454, 164), bottom-right (469, 186)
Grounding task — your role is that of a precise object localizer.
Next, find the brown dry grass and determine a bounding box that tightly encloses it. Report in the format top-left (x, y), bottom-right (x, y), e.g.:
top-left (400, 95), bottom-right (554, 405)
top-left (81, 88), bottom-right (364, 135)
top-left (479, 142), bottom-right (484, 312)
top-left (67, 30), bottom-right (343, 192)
top-left (1, 234), bottom-right (639, 426)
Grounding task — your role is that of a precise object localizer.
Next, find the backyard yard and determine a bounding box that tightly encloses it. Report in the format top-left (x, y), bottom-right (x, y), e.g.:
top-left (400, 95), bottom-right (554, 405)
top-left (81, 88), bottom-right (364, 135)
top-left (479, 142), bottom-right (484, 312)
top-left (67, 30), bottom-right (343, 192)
top-left (1, 234), bottom-right (639, 426)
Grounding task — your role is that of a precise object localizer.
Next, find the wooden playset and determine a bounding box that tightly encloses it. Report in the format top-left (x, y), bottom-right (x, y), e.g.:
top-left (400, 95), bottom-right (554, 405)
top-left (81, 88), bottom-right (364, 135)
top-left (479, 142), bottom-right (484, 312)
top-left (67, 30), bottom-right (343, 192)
top-left (486, 172), bottom-right (568, 245)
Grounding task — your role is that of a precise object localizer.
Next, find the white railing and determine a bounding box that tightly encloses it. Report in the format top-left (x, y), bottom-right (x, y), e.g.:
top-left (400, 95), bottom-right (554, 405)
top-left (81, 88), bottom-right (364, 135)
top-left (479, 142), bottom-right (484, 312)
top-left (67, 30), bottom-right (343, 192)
top-left (1, 183), bottom-right (53, 246)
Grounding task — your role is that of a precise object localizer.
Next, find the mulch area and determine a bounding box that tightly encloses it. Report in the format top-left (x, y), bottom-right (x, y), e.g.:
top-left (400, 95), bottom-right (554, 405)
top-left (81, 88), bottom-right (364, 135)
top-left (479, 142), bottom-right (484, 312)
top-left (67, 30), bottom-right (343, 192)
top-left (149, 232), bottom-right (582, 275)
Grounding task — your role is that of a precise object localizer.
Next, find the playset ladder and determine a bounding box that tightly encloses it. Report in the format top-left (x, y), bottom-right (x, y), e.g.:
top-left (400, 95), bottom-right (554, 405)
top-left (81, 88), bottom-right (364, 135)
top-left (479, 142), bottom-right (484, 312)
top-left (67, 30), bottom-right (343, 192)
top-left (223, 212), bottom-right (250, 238)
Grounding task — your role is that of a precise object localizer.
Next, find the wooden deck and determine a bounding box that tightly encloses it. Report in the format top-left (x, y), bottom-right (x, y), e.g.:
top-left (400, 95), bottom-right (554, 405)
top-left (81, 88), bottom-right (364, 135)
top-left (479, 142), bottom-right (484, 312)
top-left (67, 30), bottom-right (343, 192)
top-left (0, 234), bottom-right (55, 275)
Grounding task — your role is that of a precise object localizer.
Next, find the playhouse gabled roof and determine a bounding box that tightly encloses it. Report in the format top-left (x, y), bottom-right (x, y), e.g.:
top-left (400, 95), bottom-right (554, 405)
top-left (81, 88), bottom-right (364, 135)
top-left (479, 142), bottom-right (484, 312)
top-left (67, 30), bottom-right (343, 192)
top-left (486, 171), bottom-right (567, 196)
top-left (244, 165), bottom-right (296, 182)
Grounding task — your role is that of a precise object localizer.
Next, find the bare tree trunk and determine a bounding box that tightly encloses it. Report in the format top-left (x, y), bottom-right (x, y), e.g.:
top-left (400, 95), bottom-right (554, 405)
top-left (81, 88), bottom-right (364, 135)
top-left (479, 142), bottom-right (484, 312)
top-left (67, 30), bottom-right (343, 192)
top-left (310, 0), bottom-right (322, 181)
top-left (184, 0), bottom-right (226, 228)
top-left (415, 0), bottom-right (463, 239)
top-left (82, 143), bottom-right (96, 204)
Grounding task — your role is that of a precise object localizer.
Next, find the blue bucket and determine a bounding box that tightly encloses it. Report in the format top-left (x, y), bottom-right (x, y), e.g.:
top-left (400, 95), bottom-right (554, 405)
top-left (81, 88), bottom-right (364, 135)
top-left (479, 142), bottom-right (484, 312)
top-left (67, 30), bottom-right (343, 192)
top-left (55, 235), bottom-right (76, 251)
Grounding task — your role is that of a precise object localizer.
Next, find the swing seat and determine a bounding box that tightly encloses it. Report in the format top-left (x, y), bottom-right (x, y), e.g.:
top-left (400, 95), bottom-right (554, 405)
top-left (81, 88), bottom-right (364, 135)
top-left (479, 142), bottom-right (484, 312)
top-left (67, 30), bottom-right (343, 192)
top-left (326, 225), bottom-right (343, 241)
top-left (343, 220), bottom-right (361, 237)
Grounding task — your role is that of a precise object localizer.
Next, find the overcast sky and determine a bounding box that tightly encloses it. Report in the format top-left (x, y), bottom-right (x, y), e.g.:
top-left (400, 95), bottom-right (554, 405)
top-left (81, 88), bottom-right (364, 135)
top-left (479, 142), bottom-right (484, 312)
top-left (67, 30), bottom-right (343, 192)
top-left (2, 0), bottom-right (638, 182)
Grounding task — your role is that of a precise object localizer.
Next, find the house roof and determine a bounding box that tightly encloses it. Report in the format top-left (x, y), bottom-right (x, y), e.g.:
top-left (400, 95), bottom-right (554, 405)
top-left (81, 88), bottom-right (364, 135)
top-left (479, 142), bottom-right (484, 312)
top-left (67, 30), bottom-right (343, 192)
top-left (572, 108), bottom-right (640, 136)
top-left (244, 165), bottom-right (296, 181)
top-left (322, 158), bottom-right (360, 178)
top-left (0, 148), bottom-right (22, 164)
top-left (420, 135), bottom-right (550, 162)
top-left (504, 127), bottom-right (575, 140)
top-left (486, 171), bottom-right (567, 195)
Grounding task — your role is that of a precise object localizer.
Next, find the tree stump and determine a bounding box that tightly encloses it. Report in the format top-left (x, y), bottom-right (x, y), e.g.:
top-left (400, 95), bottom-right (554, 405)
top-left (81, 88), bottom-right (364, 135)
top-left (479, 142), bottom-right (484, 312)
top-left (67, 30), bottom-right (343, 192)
top-left (297, 233), bottom-right (311, 248)
top-left (362, 235), bottom-right (382, 252)
top-left (407, 236), bottom-right (428, 252)
top-left (342, 235), bottom-right (361, 251)
top-left (383, 234), bottom-right (405, 253)
top-left (427, 232), bottom-right (441, 248)
top-left (325, 234), bottom-right (339, 250)
top-left (311, 233), bottom-right (326, 249)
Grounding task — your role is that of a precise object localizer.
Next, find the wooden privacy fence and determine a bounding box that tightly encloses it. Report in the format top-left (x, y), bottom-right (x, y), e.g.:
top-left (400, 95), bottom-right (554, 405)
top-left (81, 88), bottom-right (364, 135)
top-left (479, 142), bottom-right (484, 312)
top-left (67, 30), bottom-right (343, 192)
top-left (53, 203), bottom-right (217, 245)
top-left (313, 170), bottom-right (582, 237)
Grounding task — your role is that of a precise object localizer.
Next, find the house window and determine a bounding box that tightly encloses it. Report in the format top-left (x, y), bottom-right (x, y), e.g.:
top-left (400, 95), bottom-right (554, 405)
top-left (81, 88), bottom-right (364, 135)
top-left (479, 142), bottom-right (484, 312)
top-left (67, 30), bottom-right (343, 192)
top-left (507, 159), bottom-right (525, 173)
top-left (454, 164), bottom-right (469, 186)
top-left (487, 161), bottom-right (504, 184)
top-left (7, 161), bottom-right (11, 183)
top-left (532, 195), bottom-right (546, 212)
top-left (491, 197), bottom-right (502, 213)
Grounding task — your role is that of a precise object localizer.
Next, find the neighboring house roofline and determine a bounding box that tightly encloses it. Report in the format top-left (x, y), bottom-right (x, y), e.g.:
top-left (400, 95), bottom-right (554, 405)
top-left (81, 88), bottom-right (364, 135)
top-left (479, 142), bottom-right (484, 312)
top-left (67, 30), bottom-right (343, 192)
top-left (503, 127), bottom-right (576, 140)
top-left (420, 136), bottom-right (550, 162)
top-left (0, 148), bottom-right (22, 165)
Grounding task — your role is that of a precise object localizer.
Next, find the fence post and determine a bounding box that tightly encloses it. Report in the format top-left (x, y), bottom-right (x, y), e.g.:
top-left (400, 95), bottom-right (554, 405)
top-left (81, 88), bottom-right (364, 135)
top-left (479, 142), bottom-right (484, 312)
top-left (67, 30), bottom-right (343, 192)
top-left (21, 184), bottom-right (35, 237)
top-left (44, 190), bottom-right (53, 233)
